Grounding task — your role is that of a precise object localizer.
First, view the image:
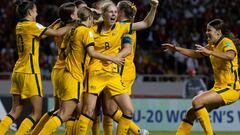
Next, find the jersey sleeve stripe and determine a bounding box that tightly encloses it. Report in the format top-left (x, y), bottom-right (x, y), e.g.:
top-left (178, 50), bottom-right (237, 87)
top-left (85, 42), bottom-right (94, 48)
top-left (39, 27), bottom-right (48, 38)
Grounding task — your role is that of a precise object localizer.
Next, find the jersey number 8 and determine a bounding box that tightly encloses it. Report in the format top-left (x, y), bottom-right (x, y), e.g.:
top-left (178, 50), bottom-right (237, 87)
top-left (104, 42), bottom-right (110, 50)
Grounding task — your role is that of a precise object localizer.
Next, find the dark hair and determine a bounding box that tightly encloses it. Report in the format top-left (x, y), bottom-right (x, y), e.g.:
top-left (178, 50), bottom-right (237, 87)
top-left (15, 0), bottom-right (35, 18)
top-left (207, 19), bottom-right (225, 32)
top-left (58, 2), bottom-right (76, 25)
top-left (74, 0), bottom-right (87, 7)
top-left (208, 19), bottom-right (239, 47)
top-left (117, 0), bottom-right (137, 21)
top-left (77, 6), bottom-right (93, 22)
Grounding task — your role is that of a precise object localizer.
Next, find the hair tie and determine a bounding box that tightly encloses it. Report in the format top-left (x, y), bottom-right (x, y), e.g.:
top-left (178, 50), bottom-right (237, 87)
top-left (130, 3), bottom-right (136, 11)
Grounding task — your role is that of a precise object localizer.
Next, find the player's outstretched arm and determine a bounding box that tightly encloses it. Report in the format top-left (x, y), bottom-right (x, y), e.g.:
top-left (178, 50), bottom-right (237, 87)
top-left (162, 43), bottom-right (204, 59)
top-left (131, 0), bottom-right (159, 31)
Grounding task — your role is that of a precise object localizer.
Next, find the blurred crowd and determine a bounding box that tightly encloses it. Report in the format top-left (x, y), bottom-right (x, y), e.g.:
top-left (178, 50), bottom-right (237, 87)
top-left (1, 0), bottom-right (240, 79)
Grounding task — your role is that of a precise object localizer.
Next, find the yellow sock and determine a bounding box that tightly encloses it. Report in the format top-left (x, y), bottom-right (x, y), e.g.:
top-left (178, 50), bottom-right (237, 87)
top-left (0, 114), bottom-right (14, 134)
top-left (112, 110), bottom-right (140, 134)
top-left (112, 110), bottom-right (122, 122)
top-left (129, 120), bottom-right (140, 135)
top-left (103, 115), bottom-right (113, 135)
top-left (15, 116), bottom-right (35, 135)
top-left (72, 119), bottom-right (78, 135)
top-left (116, 115), bottom-right (131, 135)
top-left (195, 107), bottom-right (214, 135)
top-left (31, 112), bottom-right (52, 135)
top-left (64, 119), bottom-right (75, 135)
top-left (176, 119), bottom-right (193, 135)
top-left (92, 115), bottom-right (101, 135)
top-left (76, 114), bottom-right (93, 135)
top-left (38, 115), bottom-right (62, 135)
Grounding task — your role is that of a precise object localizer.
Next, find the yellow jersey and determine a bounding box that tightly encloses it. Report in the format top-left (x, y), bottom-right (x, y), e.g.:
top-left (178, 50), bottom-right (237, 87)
top-left (14, 19), bottom-right (47, 74)
top-left (121, 30), bottom-right (136, 81)
top-left (88, 22), bottom-right (131, 73)
top-left (208, 37), bottom-right (240, 89)
top-left (64, 25), bottom-right (94, 80)
top-left (52, 23), bottom-right (65, 69)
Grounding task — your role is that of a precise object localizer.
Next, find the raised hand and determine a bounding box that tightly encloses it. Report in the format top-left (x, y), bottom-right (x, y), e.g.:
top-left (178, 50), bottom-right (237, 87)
top-left (161, 43), bottom-right (177, 51)
top-left (150, 0), bottom-right (159, 7)
top-left (195, 44), bottom-right (212, 55)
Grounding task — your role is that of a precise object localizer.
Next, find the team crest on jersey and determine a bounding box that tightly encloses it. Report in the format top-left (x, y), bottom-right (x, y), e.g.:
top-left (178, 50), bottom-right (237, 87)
top-left (226, 42), bottom-right (231, 47)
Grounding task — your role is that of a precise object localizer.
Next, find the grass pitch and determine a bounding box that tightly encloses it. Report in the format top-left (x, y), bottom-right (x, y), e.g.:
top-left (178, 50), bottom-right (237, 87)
top-left (7, 131), bottom-right (240, 135)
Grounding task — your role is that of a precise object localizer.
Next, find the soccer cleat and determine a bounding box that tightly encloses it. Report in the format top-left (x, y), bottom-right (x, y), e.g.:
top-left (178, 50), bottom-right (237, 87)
top-left (139, 129), bottom-right (149, 135)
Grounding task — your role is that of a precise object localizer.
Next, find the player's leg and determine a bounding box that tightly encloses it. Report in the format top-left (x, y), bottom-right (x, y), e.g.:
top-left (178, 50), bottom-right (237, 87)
top-left (113, 93), bottom-right (134, 135)
top-left (39, 99), bottom-right (77, 135)
top-left (16, 95), bottom-right (42, 135)
top-left (14, 73), bottom-right (43, 135)
top-left (192, 90), bottom-right (226, 135)
top-left (102, 90), bottom-right (115, 135)
top-left (0, 95), bottom-right (24, 134)
top-left (39, 72), bottom-right (81, 134)
top-left (76, 93), bottom-right (98, 135)
top-left (72, 101), bottom-right (83, 135)
top-left (92, 93), bottom-right (102, 135)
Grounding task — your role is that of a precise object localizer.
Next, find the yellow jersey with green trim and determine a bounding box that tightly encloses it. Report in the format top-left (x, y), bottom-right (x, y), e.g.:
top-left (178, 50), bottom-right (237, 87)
top-left (208, 37), bottom-right (240, 89)
top-left (14, 20), bottom-right (47, 74)
top-left (88, 22), bottom-right (131, 73)
top-left (53, 22), bottom-right (65, 69)
top-left (121, 31), bottom-right (136, 80)
top-left (64, 25), bottom-right (94, 80)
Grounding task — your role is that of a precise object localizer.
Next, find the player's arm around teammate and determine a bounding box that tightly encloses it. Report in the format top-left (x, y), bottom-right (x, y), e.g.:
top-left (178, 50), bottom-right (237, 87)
top-left (38, 6), bottom-right (124, 135)
top-left (100, 1), bottom-right (152, 135)
top-left (0, 0), bottom-right (74, 135)
top-left (162, 19), bottom-right (240, 135)
top-left (77, 1), bottom-right (159, 135)
top-left (30, 2), bottom-right (79, 135)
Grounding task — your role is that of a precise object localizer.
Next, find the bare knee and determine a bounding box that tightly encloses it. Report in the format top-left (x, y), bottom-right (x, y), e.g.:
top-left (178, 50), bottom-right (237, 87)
top-left (192, 96), bottom-right (205, 109)
top-left (82, 105), bottom-right (95, 117)
top-left (122, 107), bottom-right (134, 117)
top-left (103, 101), bottom-right (118, 115)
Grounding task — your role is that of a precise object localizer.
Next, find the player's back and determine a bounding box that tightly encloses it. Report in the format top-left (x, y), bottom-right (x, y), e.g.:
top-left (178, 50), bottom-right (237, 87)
top-left (14, 19), bottom-right (46, 74)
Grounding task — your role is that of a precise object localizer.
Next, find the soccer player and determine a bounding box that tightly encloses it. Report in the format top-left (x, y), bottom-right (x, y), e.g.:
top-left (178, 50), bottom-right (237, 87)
top-left (0, 0), bottom-right (72, 134)
top-left (101, 1), bottom-right (150, 135)
top-left (162, 19), bottom-right (240, 135)
top-left (30, 2), bottom-right (78, 135)
top-left (76, 0), bottom-right (159, 135)
top-left (38, 6), bottom-right (123, 135)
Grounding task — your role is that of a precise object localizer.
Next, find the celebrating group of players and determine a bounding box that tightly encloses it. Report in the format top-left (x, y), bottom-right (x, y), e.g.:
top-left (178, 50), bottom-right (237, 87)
top-left (1, 0), bottom-right (240, 135)
top-left (0, 0), bottom-right (158, 134)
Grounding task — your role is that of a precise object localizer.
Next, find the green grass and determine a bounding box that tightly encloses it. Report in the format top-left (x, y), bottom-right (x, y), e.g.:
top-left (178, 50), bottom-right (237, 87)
top-left (7, 131), bottom-right (240, 135)
top-left (53, 131), bottom-right (240, 135)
